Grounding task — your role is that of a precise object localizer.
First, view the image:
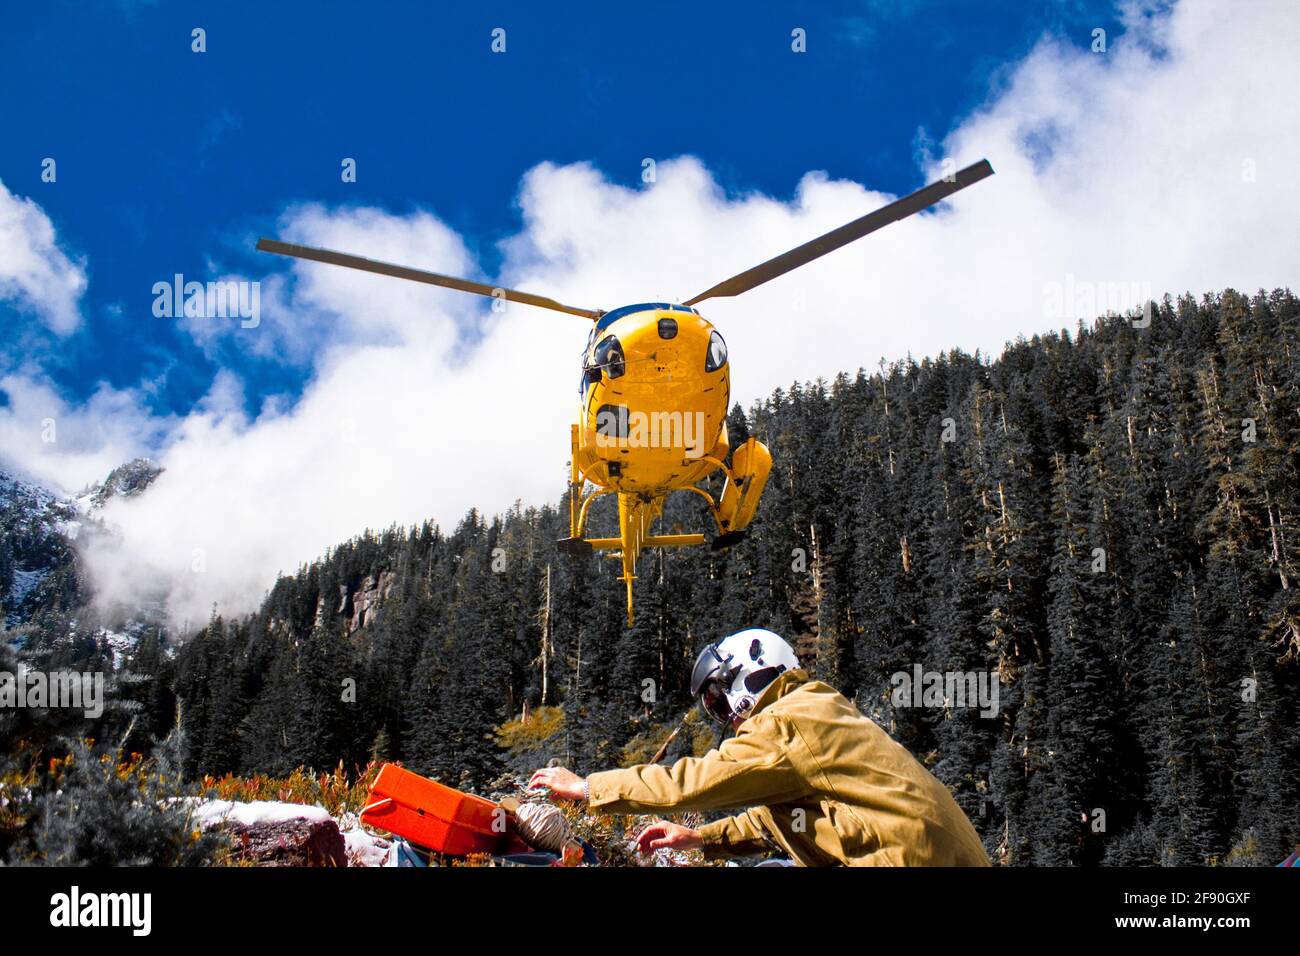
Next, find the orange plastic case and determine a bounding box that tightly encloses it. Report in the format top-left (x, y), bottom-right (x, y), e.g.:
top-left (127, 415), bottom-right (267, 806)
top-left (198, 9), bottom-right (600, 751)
top-left (360, 763), bottom-right (504, 856)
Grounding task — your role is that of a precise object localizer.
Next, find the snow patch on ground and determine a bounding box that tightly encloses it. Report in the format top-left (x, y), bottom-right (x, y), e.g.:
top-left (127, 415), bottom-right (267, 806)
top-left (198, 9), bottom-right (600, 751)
top-left (8, 567), bottom-right (47, 606)
top-left (189, 800), bottom-right (393, 866)
top-left (99, 629), bottom-right (135, 668)
top-left (192, 799), bottom-right (333, 829)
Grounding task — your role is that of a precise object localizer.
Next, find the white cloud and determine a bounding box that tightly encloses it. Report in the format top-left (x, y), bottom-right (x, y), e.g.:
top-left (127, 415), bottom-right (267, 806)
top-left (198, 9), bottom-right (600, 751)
top-left (0, 370), bottom-right (167, 492)
top-left (0, 179), bottom-right (87, 336)
top-left (82, 308), bottom-right (578, 628)
top-left (502, 0), bottom-right (1299, 393)
top-left (4, 0), bottom-right (1297, 627)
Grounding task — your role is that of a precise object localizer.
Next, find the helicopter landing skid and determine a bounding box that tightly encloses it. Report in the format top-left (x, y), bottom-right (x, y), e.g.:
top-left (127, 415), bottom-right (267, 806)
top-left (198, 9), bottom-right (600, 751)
top-left (564, 426), bottom-right (772, 625)
top-left (556, 537), bottom-right (594, 557)
top-left (710, 529), bottom-right (748, 550)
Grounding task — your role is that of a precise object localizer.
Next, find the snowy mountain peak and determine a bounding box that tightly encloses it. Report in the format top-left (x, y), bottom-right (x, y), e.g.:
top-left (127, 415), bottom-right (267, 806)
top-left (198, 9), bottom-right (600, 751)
top-left (3, 458), bottom-right (163, 635)
top-left (78, 458), bottom-right (164, 511)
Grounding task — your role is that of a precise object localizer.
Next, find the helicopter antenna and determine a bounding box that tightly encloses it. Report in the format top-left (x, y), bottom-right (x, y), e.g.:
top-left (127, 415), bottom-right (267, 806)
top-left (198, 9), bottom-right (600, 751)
top-left (683, 159), bottom-right (994, 306)
top-left (256, 238), bottom-right (603, 319)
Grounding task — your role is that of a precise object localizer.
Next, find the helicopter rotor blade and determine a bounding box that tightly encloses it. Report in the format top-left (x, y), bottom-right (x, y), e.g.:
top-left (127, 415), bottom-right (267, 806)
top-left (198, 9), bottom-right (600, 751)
top-left (683, 159), bottom-right (994, 306)
top-left (256, 239), bottom-right (602, 320)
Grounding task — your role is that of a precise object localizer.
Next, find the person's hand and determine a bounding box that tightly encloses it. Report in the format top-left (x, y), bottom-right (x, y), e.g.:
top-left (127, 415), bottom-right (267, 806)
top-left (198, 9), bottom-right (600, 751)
top-left (636, 820), bottom-right (703, 855)
top-left (527, 766), bottom-right (587, 802)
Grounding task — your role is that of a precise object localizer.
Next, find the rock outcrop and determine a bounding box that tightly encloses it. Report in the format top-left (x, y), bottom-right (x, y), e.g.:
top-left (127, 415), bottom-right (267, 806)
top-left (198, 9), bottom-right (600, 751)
top-left (224, 816), bottom-right (347, 867)
top-left (348, 571), bottom-right (395, 632)
top-left (194, 800), bottom-right (348, 867)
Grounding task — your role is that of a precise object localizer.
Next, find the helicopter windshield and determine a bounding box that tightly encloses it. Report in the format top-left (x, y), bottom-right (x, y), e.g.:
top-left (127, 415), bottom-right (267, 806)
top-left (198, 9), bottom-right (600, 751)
top-left (593, 335), bottom-right (625, 378)
top-left (705, 330), bottom-right (728, 372)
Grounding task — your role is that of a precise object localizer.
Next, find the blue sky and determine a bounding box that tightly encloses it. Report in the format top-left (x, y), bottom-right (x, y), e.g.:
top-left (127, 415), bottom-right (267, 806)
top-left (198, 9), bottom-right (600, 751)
top-left (2, 0), bottom-right (1124, 420)
top-left (3, 0), bottom-right (1295, 624)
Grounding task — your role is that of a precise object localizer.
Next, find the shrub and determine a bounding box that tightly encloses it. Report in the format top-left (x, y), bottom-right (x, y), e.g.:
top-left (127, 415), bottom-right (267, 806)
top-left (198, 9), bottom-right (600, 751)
top-left (494, 706), bottom-right (565, 751)
top-left (7, 735), bottom-right (224, 866)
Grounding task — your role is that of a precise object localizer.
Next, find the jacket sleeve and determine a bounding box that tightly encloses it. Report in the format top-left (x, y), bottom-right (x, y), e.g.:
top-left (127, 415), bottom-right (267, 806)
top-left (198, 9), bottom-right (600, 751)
top-left (585, 712), bottom-right (809, 814)
top-left (697, 808), bottom-right (780, 860)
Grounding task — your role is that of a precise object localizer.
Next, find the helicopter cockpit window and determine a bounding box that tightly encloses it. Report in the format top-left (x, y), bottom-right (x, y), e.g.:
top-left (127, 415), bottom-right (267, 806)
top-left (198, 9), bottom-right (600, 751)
top-left (593, 334), bottom-right (625, 378)
top-left (580, 327), bottom-right (600, 392)
top-left (705, 330), bottom-right (728, 372)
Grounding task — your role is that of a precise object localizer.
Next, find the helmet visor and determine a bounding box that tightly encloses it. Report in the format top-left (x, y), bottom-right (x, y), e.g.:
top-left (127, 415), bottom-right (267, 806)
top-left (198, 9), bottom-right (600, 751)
top-left (690, 644), bottom-right (724, 698)
top-left (699, 679), bottom-right (733, 725)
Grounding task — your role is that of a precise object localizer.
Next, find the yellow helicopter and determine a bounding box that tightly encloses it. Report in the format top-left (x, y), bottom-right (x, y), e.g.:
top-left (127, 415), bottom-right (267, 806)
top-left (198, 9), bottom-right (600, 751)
top-left (258, 159), bottom-right (993, 624)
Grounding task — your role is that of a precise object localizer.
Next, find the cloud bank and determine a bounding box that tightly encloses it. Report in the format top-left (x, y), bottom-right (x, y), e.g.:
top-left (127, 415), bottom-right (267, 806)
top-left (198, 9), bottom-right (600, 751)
top-left (0, 180), bottom-right (86, 337)
top-left (2, 0), bottom-right (1297, 629)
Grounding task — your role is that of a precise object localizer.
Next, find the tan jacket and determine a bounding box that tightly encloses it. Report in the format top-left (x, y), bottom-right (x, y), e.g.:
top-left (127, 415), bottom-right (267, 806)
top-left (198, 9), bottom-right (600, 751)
top-left (586, 670), bottom-right (990, 866)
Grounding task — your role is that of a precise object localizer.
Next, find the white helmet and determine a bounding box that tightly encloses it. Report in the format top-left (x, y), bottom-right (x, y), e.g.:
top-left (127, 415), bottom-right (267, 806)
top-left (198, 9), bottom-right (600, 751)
top-left (690, 628), bottom-right (801, 726)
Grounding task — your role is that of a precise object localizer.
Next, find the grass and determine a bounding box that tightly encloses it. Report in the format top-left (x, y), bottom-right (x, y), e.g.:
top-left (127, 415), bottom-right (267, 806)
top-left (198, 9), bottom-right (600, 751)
top-left (198, 761), bottom-right (382, 817)
top-left (495, 705), bottom-right (566, 751)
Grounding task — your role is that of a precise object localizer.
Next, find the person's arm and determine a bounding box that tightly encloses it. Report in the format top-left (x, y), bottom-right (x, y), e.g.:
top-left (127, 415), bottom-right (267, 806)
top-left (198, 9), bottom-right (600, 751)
top-left (696, 807), bottom-right (781, 860)
top-left (633, 809), bottom-right (776, 860)
top-left (585, 712), bottom-right (809, 814)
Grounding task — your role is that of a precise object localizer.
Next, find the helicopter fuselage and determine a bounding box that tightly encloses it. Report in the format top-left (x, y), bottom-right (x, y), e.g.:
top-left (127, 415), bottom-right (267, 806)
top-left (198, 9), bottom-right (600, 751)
top-left (574, 302), bottom-right (732, 496)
